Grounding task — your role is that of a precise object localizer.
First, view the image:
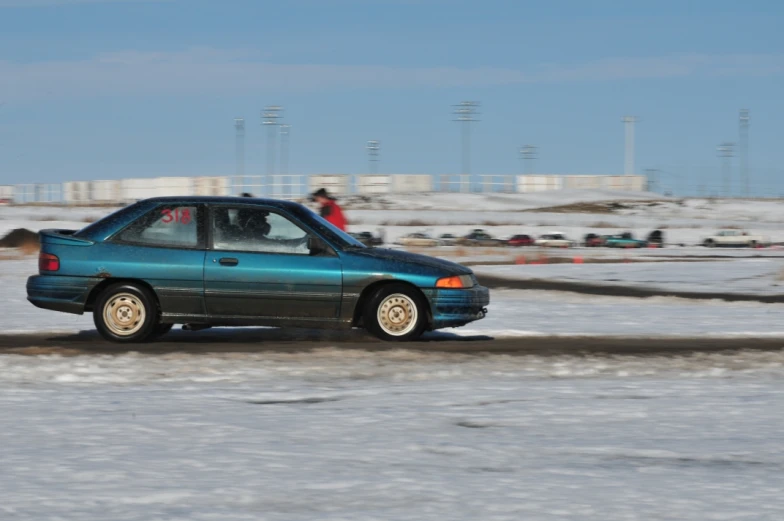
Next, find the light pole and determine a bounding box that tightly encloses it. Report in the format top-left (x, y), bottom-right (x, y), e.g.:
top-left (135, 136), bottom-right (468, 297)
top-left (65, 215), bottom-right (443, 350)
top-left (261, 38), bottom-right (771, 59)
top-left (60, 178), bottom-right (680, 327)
top-left (622, 116), bottom-right (637, 175)
top-left (234, 117), bottom-right (245, 193)
top-left (519, 144), bottom-right (537, 175)
top-left (262, 105), bottom-right (283, 196)
top-left (717, 142), bottom-right (734, 197)
top-left (280, 124), bottom-right (291, 198)
top-left (739, 109), bottom-right (750, 196)
top-left (366, 140), bottom-right (380, 174)
top-left (453, 101), bottom-right (480, 192)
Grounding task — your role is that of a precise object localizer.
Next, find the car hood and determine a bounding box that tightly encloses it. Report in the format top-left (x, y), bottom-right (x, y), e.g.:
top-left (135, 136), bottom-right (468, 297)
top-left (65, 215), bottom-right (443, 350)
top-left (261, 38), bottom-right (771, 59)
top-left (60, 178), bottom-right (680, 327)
top-left (346, 247), bottom-right (472, 275)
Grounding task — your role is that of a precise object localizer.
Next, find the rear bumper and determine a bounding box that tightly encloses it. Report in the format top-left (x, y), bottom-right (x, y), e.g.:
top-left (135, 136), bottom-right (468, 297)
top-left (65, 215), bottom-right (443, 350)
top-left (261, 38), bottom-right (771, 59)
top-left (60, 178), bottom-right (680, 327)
top-left (426, 285), bottom-right (490, 329)
top-left (26, 275), bottom-right (95, 315)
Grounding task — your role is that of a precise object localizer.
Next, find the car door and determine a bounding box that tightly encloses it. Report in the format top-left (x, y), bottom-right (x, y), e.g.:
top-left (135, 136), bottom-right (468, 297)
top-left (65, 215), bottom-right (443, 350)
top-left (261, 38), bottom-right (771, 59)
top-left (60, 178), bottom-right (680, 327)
top-left (203, 204), bottom-right (343, 320)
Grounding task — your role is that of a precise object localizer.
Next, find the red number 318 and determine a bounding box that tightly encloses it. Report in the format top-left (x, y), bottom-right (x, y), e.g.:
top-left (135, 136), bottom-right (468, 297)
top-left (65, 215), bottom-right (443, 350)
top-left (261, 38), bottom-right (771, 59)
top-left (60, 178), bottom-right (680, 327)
top-left (161, 208), bottom-right (192, 224)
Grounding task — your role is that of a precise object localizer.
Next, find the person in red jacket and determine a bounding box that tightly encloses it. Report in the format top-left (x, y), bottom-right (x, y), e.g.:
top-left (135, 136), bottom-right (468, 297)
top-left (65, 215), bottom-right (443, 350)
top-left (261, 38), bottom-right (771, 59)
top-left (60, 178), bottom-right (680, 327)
top-left (311, 188), bottom-right (347, 231)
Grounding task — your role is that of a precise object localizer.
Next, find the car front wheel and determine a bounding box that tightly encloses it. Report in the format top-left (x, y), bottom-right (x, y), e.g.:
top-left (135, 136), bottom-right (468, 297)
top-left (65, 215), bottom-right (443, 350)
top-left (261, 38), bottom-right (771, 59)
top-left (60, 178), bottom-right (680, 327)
top-left (94, 283), bottom-right (159, 343)
top-left (365, 284), bottom-right (427, 341)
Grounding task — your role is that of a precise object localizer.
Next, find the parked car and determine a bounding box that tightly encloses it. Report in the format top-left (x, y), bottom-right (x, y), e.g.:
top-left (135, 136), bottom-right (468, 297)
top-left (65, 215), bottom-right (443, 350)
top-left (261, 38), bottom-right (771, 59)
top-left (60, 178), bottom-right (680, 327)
top-left (27, 197), bottom-right (489, 343)
top-left (647, 229), bottom-right (665, 248)
top-left (438, 233), bottom-right (458, 246)
top-left (702, 230), bottom-right (770, 248)
top-left (534, 232), bottom-right (576, 248)
top-left (507, 234), bottom-right (534, 247)
top-left (456, 229), bottom-right (504, 247)
top-left (583, 233), bottom-right (605, 247)
top-left (349, 231), bottom-right (383, 247)
top-left (603, 232), bottom-right (648, 248)
top-left (396, 232), bottom-right (440, 247)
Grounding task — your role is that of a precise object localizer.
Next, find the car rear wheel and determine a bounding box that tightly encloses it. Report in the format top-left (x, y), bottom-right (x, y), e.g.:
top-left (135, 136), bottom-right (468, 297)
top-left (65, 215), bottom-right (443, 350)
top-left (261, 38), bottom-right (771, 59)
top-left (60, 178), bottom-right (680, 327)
top-left (365, 284), bottom-right (427, 341)
top-left (94, 283), bottom-right (159, 343)
top-left (704, 239), bottom-right (715, 248)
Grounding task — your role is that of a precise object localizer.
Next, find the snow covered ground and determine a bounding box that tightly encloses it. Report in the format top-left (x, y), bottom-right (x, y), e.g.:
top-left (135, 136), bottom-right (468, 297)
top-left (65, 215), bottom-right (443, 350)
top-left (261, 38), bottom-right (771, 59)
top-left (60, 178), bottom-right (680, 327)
top-left (0, 205), bottom-right (115, 239)
top-left (3, 191), bottom-right (784, 520)
top-left (341, 189), bottom-right (667, 211)
top-left (2, 349), bottom-right (784, 520)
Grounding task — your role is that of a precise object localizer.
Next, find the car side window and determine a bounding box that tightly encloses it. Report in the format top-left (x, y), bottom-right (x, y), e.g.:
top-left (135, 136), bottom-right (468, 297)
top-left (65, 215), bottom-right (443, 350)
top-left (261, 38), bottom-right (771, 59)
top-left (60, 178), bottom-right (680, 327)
top-left (116, 205), bottom-right (201, 248)
top-left (212, 206), bottom-right (311, 255)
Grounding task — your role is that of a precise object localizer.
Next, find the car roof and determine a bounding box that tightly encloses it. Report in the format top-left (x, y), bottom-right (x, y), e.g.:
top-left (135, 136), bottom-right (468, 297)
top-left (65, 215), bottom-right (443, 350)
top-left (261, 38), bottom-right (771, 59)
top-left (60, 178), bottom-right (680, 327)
top-left (144, 195), bottom-right (305, 211)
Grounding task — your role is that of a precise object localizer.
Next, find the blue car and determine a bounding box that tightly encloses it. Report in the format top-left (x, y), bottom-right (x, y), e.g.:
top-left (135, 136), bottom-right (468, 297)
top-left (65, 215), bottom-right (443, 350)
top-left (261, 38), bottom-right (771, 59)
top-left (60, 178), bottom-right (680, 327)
top-left (27, 196), bottom-right (489, 343)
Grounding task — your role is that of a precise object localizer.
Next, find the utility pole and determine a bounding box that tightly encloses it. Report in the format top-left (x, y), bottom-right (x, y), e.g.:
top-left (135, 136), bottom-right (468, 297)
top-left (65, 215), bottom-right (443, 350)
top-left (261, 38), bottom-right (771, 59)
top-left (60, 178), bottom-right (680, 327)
top-left (280, 124), bottom-right (291, 198)
top-left (234, 118), bottom-right (245, 191)
top-left (644, 168), bottom-right (659, 193)
top-left (739, 109), bottom-right (750, 197)
top-left (366, 140), bottom-right (380, 174)
top-left (622, 116), bottom-right (637, 175)
top-left (717, 142), bottom-right (734, 197)
top-left (453, 101), bottom-right (480, 192)
top-left (519, 144), bottom-right (537, 175)
top-left (262, 105), bottom-right (283, 197)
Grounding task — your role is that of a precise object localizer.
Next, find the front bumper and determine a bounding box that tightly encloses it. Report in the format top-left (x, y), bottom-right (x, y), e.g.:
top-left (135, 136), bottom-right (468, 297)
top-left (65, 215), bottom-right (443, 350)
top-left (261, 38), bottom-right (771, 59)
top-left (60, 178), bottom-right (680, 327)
top-left (426, 285), bottom-right (490, 329)
top-left (26, 275), bottom-right (95, 315)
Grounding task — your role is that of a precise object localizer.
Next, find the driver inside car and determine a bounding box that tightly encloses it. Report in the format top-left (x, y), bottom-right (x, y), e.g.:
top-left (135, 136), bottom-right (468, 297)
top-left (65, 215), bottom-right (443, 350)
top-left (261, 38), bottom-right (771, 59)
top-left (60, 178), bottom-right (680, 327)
top-left (233, 208), bottom-right (310, 254)
top-left (236, 208), bottom-right (271, 239)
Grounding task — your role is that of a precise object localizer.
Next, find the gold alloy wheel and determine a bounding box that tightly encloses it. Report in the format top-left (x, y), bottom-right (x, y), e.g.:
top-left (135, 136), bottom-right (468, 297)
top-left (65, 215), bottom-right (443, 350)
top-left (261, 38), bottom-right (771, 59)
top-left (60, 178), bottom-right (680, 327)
top-left (376, 293), bottom-right (418, 336)
top-left (103, 292), bottom-right (146, 336)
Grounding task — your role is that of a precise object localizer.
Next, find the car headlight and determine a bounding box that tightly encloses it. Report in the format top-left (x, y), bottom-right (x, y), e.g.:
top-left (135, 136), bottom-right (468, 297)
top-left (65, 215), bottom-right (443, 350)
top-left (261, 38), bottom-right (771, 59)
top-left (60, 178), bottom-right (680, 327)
top-left (436, 274), bottom-right (475, 288)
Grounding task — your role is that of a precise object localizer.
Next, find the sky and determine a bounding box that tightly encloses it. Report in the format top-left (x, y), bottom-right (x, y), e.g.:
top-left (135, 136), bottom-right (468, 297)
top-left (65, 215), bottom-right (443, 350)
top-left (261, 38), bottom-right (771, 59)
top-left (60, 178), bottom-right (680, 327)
top-left (0, 0), bottom-right (782, 195)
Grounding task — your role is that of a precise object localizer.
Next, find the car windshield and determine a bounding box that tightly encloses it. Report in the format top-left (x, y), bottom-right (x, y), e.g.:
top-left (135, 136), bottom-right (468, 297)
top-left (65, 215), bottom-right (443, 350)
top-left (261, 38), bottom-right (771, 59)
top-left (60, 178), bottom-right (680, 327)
top-left (289, 205), bottom-right (366, 249)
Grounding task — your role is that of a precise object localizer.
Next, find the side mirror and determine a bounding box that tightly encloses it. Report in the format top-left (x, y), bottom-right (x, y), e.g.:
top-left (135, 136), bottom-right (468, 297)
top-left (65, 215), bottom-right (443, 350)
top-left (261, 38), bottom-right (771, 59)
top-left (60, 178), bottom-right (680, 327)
top-left (307, 236), bottom-right (329, 255)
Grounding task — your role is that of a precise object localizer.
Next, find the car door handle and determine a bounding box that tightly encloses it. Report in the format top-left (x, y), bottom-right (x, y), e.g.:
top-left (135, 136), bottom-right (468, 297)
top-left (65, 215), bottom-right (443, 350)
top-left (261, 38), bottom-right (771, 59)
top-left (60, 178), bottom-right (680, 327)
top-left (219, 257), bottom-right (239, 266)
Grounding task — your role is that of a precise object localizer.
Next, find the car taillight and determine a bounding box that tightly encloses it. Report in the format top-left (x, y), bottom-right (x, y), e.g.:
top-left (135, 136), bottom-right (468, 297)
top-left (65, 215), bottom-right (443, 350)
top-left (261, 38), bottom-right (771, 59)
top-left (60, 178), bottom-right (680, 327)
top-left (39, 253), bottom-right (60, 272)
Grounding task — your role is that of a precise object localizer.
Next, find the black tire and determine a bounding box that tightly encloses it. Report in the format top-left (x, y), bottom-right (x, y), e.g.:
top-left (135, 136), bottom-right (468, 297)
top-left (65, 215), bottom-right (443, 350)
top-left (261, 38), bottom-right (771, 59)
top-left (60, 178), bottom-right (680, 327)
top-left (93, 283), bottom-right (159, 343)
top-left (364, 283), bottom-right (428, 342)
top-left (704, 239), bottom-right (715, 248)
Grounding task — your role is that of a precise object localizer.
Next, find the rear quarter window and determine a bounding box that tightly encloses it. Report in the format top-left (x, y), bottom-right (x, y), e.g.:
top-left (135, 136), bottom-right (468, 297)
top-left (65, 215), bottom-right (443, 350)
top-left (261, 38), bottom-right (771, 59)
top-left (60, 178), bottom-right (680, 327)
top-left (115, 205), bottom-right (202, 248)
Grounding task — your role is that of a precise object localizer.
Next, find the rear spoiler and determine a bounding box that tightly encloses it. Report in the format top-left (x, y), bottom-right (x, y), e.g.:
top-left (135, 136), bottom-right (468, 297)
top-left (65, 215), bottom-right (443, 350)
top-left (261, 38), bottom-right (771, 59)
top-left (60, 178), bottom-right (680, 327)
top-left (39, 229), bottom-right (95, 247)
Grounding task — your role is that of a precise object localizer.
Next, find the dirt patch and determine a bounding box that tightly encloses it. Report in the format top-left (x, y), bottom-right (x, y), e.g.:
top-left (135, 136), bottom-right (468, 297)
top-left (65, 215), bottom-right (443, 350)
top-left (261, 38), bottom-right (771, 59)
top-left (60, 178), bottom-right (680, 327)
top-left (1, 331), bottom-right (783, 356)
top-left (380, 219), bottom-right (431, 226)
top-left (480, 220), bottom-right (519, 226)
top-left (526, 200), bottom-right (671, 214)
top-left (588, 221), bottom-right (617, 228)
top-left (460, 256), bottom-right (720, 266)
top-left (477, 275), bottom-right (784, 303)
top-left (0, 228), bottom-right (39, 250)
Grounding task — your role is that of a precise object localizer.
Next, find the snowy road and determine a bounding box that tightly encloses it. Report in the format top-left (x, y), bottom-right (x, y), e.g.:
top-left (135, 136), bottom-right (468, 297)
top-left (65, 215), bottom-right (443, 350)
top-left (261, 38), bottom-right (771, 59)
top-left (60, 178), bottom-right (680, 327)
top-left (1, 348), bottom-right (784, 520)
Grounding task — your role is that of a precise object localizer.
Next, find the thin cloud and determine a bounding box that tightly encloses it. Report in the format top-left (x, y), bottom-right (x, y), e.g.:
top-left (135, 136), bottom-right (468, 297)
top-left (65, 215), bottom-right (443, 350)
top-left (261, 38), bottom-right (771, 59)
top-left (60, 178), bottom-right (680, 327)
top-left (1, 48), bottom-right (782, 102)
